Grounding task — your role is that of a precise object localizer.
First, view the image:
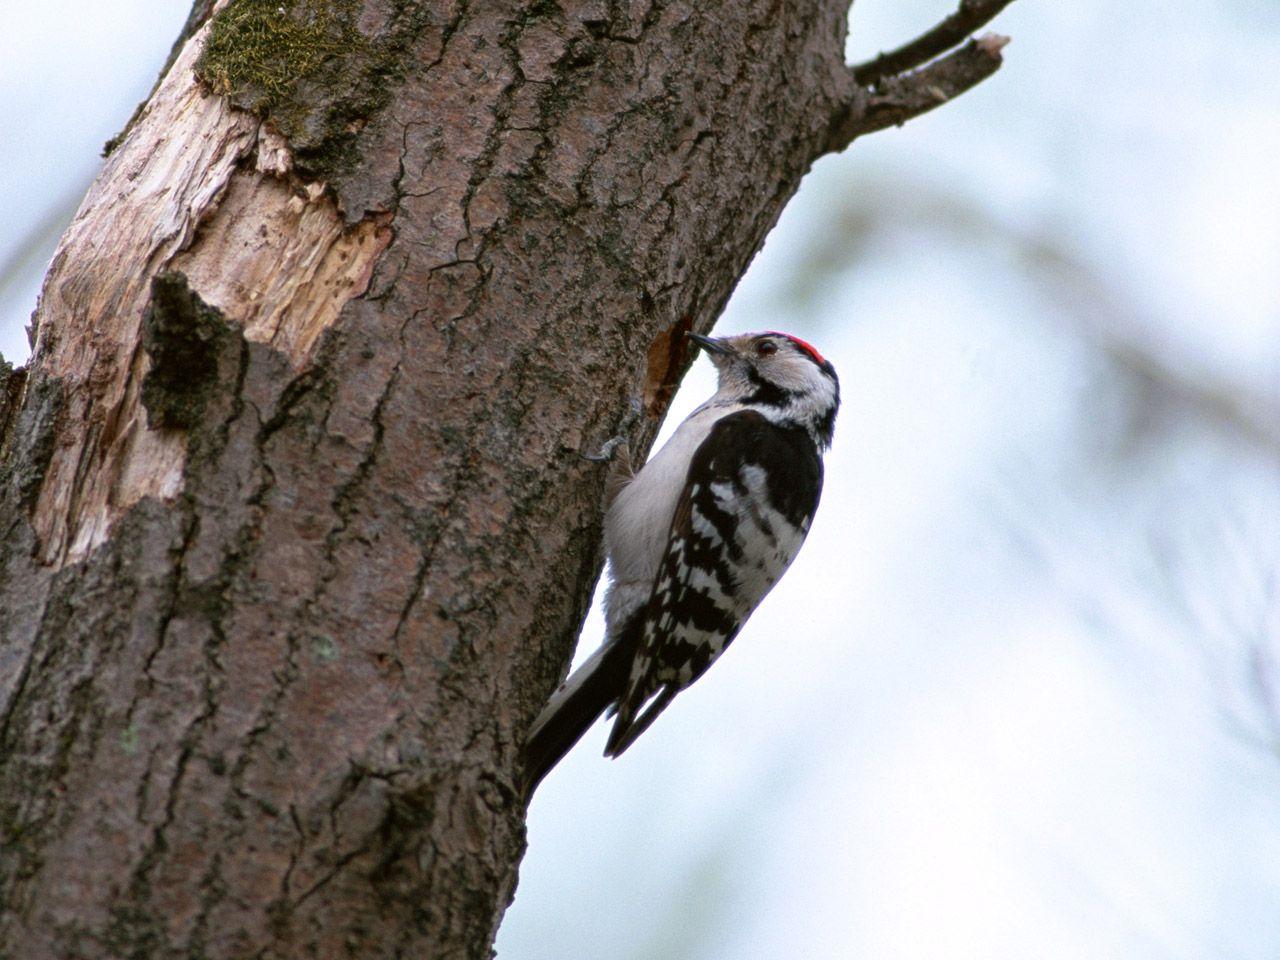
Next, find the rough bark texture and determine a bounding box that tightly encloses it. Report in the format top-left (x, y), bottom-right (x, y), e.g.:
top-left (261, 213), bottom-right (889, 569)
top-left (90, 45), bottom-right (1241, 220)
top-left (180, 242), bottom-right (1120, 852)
top-left (0, 1), bottom-right (1008, 957)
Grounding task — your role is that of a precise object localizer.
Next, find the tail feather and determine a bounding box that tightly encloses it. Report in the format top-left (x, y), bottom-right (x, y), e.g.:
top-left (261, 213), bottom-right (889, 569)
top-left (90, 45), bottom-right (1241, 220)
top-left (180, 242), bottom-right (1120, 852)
top-left (520, 639), bottom-right (632, 798)
top-left (603, 686), bottom-right (677, 758)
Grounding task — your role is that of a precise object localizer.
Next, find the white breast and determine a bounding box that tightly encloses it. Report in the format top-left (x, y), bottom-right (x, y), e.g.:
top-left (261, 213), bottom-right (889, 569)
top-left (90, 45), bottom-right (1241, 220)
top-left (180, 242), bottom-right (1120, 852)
top-left (601, 402), bottom-right (739, 632)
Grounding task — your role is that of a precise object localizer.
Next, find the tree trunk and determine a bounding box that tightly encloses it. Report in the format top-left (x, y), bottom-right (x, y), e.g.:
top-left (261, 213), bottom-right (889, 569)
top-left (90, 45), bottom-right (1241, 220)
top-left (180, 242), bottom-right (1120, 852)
top-left (0, 1), bottom-right (1008, 956)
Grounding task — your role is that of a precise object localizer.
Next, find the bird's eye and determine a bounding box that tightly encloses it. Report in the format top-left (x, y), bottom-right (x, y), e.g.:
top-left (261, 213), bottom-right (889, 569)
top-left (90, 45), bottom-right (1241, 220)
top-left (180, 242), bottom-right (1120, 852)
top-left (756, 340), bottom-right (777, 357)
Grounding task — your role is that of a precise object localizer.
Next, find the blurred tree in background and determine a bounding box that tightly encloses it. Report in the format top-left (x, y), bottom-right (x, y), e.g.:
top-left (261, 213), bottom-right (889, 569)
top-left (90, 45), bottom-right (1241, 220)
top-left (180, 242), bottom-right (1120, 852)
top-left (0, 1), bottom-right (1017, 958)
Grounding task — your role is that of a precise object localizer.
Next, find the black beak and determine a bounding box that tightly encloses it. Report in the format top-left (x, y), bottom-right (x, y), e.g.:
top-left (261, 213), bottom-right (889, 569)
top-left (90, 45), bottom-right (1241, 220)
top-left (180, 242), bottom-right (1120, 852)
top-left (687, 332), bottom-right (733, 356)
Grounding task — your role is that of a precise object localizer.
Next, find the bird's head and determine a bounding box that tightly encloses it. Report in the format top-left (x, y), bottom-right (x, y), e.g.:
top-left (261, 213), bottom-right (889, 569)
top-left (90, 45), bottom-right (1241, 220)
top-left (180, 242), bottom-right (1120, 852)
top-left (688, 331), bottom-right (840, 447)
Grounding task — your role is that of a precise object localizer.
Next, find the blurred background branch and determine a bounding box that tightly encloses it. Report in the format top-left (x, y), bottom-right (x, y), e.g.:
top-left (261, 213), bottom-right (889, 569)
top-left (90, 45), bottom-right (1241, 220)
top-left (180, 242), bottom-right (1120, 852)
top-left (774, 172), bottom-right (1280, 456)
top-left (0, 181), bottom-right (86, 358)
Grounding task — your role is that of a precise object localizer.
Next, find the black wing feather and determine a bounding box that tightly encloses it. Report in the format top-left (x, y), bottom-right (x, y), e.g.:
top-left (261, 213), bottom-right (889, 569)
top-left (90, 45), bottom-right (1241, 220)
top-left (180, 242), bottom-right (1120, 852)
top-left (604, 410), bottom-right (822, 756)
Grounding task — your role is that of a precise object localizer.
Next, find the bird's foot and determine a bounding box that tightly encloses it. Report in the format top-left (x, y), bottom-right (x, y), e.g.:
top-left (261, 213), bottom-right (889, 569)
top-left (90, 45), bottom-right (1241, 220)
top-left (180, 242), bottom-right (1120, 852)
top-left (583, 397), bottom-right (643, 463)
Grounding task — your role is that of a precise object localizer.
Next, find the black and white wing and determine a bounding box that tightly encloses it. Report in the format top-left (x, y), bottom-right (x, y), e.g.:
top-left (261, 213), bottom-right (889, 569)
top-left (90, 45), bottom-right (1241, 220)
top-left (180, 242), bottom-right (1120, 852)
top-left (603, 409), bottom-right (824, 757)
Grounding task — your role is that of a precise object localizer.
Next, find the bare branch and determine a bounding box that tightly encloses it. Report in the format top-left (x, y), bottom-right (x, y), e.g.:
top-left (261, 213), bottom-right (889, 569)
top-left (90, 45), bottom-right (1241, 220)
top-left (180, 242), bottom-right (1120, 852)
top-left (852, 0), bottom-right (1015, 86)
top-left (829, 34), bottom-right (1009, 151)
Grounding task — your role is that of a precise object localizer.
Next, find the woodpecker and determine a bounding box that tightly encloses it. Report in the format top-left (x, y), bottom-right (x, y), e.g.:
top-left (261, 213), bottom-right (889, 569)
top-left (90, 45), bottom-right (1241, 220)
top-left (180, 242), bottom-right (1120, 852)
top-left (521, 330), bottom-right (839, 796)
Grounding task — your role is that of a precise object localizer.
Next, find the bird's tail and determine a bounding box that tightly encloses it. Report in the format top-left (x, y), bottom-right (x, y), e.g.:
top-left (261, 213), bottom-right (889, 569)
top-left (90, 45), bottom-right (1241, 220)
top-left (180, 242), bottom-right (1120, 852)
top-left (521, 637), bottom-right (633, 799)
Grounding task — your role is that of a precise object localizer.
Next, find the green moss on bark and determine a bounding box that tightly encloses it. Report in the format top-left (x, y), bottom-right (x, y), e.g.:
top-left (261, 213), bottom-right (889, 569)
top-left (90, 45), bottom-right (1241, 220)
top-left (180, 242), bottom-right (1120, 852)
top-left (195, 0), bottom-right (426, 184)
top-left (199, 0), bottom-right (361, 102)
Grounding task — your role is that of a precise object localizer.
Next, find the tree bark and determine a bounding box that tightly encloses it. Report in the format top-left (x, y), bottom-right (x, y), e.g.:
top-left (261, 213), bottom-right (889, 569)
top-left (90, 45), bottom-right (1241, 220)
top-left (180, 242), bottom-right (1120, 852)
top-left (0, 1), bottom-right (1009, 957)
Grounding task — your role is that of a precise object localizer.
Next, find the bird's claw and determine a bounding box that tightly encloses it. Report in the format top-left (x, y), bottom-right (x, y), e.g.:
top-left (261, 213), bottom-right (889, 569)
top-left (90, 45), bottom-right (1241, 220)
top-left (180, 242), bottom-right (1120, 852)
top-left (583, 397), bottom-right (643, 463)
top-left (583, 436), bottom-right (626, 463)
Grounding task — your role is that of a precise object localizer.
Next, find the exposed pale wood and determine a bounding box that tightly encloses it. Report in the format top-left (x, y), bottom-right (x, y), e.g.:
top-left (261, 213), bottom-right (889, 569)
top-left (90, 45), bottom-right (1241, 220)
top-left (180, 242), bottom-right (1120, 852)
top-left (170, 173), bottom-right (391, 361)
top-left (28, 14), bottom-right (389, 566)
